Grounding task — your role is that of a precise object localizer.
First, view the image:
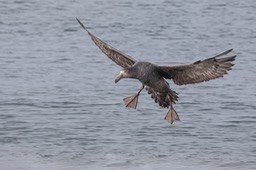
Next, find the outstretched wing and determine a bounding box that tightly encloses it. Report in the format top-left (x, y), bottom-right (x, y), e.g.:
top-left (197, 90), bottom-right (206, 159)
top-left (76, 18), bottom-right (136, 68)
top-left (158, 49), bottom-right (236, 85)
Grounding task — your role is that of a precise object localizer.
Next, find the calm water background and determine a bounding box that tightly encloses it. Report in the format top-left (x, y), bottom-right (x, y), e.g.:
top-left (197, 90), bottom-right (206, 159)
top-left (0, 0), bottom-right (255, 169)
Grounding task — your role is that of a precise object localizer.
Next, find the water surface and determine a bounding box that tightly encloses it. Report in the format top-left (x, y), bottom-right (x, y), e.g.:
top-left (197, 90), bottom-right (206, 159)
top-left (0, 0), bottom-right (255, 169)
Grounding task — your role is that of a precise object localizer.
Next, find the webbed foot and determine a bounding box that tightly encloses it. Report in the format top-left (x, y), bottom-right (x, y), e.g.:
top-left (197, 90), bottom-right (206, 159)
top-left (164, 106), bottom-right (180, 124)
top-left (123, 95), bottom-right (139, 109)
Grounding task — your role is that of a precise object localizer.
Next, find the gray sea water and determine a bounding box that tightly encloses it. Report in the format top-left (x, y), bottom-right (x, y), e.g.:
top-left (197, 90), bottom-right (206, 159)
top-left (0, 0), bottom-right (256, 169)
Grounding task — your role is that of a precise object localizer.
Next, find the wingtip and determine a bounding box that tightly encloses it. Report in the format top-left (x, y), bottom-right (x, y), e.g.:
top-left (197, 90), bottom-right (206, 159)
top-left (76, 17), bottom-right (90, 34)
top-left (76, 17), bottom-right (80, 24)
top-left (214, 48), bottom-right (234, 58)
top-left (227, 48), bottom-right (233, 53)
top-left (231, 55), bottom-right (236, 62)
top-left (76, 17), bottom-right (85, 29)
top-left (223, 48), bottom-right (233, 55)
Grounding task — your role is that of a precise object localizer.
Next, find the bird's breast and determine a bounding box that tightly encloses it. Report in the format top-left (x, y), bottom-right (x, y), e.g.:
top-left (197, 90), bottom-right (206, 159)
top-left (140, 77), bottom-right (170, 93)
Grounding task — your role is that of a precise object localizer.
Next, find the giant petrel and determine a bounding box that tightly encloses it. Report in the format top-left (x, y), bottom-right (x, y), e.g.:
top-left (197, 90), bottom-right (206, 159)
top-left (76, 18), bottom-right (236, 124)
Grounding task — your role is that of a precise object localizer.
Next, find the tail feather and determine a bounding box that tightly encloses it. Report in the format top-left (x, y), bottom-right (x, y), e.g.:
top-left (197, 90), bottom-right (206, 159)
top-left (146, 86), bottom-right (178, 108)
top-left (146, 86), bottom-right (180, 124)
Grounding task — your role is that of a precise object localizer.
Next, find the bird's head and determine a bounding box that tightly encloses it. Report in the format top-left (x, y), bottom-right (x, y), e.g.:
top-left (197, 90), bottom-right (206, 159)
top-left (114, 69), bottom-right (131, 83)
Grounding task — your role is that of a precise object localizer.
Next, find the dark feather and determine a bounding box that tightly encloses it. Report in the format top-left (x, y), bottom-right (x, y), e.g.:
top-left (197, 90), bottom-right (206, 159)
top-left (76, 18), bottom-right (136, 68)
top-left (158, 49), bottom-right (236, 85)
top-left (146, 86), bottom-right (178, 108)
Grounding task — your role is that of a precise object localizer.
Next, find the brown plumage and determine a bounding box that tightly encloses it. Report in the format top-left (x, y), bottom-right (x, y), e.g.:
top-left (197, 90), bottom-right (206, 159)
top-left (77, 18), bottom-right (236, 124)
top-left (158, 49), bottom-right (235, 85)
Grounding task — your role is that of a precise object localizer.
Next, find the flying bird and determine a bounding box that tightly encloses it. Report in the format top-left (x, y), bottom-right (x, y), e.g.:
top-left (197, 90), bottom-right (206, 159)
top-left (76, 18), bottom-right (236, 124)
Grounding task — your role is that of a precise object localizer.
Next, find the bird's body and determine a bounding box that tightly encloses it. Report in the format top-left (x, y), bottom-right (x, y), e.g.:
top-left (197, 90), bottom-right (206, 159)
top-left (76, 18), bottom-right (236, 124)
top-left (127, 62), bottom-right (168, 92)
top-left (125, 61), bottom-right (178, 114)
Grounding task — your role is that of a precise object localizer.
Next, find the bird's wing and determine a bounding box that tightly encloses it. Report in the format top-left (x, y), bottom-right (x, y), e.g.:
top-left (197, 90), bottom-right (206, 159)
top-left (76, 18), bottom-right (136, 68)
top-left (158, 49), bottom-right (236, 85)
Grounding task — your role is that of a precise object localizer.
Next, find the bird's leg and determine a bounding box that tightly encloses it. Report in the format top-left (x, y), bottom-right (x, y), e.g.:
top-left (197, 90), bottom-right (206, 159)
top-left (123, 84), bottom-right (144, 109)
top-left (164, 103), bottom-right (180, 124)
